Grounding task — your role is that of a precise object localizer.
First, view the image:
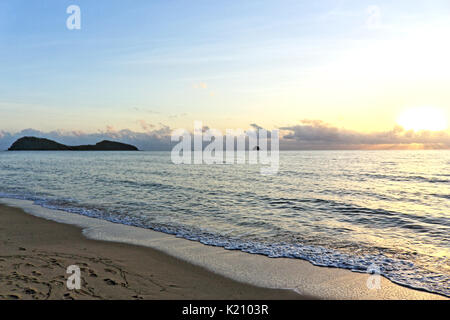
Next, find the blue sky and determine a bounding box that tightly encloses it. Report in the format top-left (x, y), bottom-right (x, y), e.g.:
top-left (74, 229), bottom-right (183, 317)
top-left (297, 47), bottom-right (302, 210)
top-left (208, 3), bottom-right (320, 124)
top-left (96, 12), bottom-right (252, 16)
top-left (0, 0), bottom-right (449, 149)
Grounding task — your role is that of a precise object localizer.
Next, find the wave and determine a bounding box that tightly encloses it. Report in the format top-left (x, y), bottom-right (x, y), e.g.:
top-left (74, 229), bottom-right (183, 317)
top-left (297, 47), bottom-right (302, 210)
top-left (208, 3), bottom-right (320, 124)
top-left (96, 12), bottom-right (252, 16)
top-left (431, 193), bottom-right (450, 200)
top-left (0, 192), bottom-right (448, 298)
top-left (363, 173), bottom-right (450, 184)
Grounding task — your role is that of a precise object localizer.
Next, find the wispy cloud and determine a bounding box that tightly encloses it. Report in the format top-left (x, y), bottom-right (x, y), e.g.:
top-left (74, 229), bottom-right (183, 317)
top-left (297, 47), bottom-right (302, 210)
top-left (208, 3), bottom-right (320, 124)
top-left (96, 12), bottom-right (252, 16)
top-left (137, 120), bottom-right (155, 131)
top-left (193, 82), bottom-right (208, 89)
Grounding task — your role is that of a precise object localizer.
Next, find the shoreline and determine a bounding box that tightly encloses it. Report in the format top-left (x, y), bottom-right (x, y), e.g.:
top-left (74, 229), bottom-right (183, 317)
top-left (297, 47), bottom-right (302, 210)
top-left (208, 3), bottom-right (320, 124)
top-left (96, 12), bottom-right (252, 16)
top-left (0, 203), bottom-right (305, 300)
top-left (0, 199), bottom-right (447, 300)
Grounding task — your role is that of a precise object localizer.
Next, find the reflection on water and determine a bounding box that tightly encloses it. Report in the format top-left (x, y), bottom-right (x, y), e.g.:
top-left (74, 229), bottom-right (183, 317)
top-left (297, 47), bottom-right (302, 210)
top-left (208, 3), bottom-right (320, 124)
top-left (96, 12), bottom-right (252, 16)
top-left (0, 150), bottom-right (448, 296)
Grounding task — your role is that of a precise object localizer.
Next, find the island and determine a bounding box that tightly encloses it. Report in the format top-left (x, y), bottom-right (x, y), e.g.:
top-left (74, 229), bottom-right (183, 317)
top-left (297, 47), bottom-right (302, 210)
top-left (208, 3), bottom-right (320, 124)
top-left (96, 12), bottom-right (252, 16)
top-left (7, 137), bottom-right (139, 151)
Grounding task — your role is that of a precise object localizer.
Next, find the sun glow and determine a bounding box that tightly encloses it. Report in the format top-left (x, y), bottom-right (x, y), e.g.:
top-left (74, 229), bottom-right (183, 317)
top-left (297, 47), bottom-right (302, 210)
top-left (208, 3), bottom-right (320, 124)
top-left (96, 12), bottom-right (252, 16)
top-left (397, 107), bottom-right (448, 132)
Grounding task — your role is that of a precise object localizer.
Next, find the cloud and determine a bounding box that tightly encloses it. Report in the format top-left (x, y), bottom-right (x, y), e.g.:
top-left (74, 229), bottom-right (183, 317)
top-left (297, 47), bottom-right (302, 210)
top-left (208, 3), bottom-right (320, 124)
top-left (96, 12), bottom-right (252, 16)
top-left (249, 123), bottom-right (263, 130)
top-left (131, 107), bottom-right (161, 114)
top-left (193, 82), bottom-right (208, 89)
top-left (193, 82), bottom-right (216, 96)
top-left (1, 120), bottom-right (449, 151)
top-left (137, 119), bottom-right (155, 131)
top-left (280, 120), bottom-right (450, 150)
top-left (0, 126), bottom-right (174, 151)
top-left (168, 113), bottom-right (188, 119)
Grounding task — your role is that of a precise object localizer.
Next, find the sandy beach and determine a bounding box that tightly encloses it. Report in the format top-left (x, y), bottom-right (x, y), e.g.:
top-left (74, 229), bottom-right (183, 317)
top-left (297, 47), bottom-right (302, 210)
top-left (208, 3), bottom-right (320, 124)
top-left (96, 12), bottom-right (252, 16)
top-left (2, 0), bottom-right (450, 305)
top-left (0, 204), bottom-right (305, 300)
top-left (1, 202), bottom-right (447, 300)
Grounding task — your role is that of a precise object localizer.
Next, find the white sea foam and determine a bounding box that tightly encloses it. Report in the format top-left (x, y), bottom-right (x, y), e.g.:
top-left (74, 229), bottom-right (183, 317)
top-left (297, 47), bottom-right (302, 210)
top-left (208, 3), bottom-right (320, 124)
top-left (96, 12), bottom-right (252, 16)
top-left (0, 197), bottom-right (446, 300)
top-left (0, 150), bottom-right (449, 297)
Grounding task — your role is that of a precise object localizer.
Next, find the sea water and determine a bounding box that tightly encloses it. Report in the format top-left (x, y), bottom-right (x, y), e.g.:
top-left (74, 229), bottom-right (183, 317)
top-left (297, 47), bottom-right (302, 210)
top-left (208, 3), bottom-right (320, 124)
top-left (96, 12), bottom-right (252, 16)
top-left (0, 150), bottom-right (448, 296)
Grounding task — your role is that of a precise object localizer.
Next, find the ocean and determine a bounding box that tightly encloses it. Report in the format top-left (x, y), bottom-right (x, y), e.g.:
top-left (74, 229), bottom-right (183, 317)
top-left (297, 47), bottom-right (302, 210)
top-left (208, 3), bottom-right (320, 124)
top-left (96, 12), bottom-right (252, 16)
top-left (0, 150), bottom-right (448, 297)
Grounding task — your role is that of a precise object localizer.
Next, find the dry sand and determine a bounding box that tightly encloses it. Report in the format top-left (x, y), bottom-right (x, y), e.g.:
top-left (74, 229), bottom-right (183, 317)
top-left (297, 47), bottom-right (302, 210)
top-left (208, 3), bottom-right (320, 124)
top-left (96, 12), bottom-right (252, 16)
top-left (0, 204), bottom-right (305, 300)
top-left (1, 203), bottom-right (447, 300)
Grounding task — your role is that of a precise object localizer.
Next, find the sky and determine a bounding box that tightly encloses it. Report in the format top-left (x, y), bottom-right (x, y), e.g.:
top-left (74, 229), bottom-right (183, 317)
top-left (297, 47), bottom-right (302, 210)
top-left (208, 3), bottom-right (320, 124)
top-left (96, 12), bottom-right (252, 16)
top-left (0, 0), bottom-right (450, 150)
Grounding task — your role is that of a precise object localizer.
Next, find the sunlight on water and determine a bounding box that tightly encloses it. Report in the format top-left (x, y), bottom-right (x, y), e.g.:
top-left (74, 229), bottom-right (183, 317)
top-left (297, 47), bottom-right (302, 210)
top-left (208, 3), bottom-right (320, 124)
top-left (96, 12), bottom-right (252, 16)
top-left (0, 150), bottom-right (449, 296)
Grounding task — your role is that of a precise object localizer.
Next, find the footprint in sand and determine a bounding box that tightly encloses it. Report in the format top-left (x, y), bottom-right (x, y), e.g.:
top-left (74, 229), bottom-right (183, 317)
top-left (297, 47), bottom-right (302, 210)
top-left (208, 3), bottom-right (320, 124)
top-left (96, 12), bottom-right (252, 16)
top-left (103, 279), bottom-right (118, 286)
top-left (104, 268), bottom-right (117, 274)
top-left (63, 293), bottom-right (74, 300)
top-left (24, 288), bottom-right (37, 295)
top-left (88, 270), bottom-right (98, 278)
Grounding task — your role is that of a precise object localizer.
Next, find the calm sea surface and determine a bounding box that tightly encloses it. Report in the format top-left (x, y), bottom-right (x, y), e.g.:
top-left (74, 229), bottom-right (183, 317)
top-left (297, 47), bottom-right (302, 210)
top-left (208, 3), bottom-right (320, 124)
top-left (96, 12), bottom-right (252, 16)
top-left (0, 150), bottom-right (448, 296)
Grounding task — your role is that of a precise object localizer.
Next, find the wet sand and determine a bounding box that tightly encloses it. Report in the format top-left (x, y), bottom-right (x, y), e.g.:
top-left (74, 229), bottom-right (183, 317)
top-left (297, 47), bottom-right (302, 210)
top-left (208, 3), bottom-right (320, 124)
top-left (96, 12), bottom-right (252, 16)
top-left (1, 203), bottom-right (447, 300)
top-left (0, 204), bottom-right (305, 300)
